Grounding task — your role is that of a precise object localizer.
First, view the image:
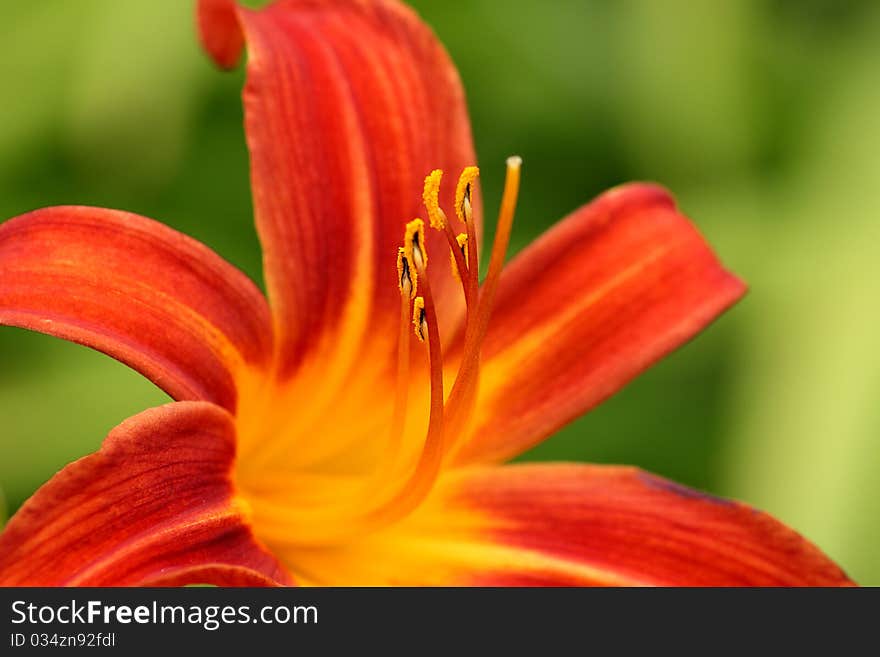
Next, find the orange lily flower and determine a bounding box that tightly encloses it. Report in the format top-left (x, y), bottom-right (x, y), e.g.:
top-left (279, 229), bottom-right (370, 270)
top-left (0, 0), bottom-right (852, 586)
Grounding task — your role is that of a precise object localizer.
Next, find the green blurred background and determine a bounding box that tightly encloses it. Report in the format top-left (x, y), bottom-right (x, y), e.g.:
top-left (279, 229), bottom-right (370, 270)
top-left (1, 0), bottom-right (878, 583)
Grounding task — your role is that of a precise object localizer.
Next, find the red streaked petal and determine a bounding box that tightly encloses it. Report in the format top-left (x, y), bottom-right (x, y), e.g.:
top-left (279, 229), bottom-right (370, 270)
top-left (197, 0), bottom-right (478, 376)
top-left (0, 402), bottom-right (292, 586)
top-left (0, 207), bottom-right (272, 412)
top-left (455, 464), bottom-right (854, 586)
top-left (142, 564), bottom-right (286, 587)
top-left (288, 464), bottom-right (852, 586)
top-left (453, 184), bottom-right (746, 464)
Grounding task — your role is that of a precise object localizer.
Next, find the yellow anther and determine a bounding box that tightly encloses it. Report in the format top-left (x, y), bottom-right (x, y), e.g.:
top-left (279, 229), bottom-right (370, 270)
top-left (450, 233), bottom-right (469, 282)
top-left (412, 296), bottom-right (427, 342)
top-left (423, 169), bottom-right (447, 230)
top-left (404, 218), bottom-right (427, 270)
top-left (455, 166), bottom-right (480, 224)
top-left (397, 247), bottom-right (417, 299)
top-left (456, 233), bottom-right (469, 262)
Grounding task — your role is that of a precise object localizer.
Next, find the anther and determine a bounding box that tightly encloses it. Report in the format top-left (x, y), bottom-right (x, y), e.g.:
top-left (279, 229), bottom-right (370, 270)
top-left (404, 219), bottom-right (426, 270)
top-left (455, 166), bottom-right (480, 225)
top-left (423, 170), bottom-right (447, 230)
top-left (424, 170), bottom-right (471, 298)
top-left (397, 248), bottom-right (416, 299)
top-left (412, 296), bottom-right (428, 342)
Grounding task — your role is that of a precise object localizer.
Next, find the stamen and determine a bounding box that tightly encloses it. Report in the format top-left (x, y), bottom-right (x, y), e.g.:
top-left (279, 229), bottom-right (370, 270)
top-left (397, 248), bottom-right (417, 299)
top-left (456, 167), bottom-right (481, 328)
top-left (424, 170), bottom-right (470, 302)
top-left (242, 158), bottom-right (524, 548)
top-left (404, 219), bottom-right (426, 270)
top-left (445, 156), bottom-right (522, 454)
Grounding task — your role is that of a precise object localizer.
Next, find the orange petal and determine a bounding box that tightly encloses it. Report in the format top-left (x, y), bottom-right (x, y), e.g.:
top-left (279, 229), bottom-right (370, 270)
top-left (456, 464), bottom-right (854, 586)
top-left (287, 464), bottom-right (853, 586)
top-left (453, 184), bottom-right (746, 464)
top-left (0, 207), bottom-right (272, 412)
top-left (197, 0), bottom-right (478, 376)
top-left (0, 402), bottom-right (292, 586)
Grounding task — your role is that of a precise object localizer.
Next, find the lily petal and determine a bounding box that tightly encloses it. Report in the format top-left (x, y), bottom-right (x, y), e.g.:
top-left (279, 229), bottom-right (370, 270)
top-left (453, 184), bottom-right (746, 464)
top-left (197, 0), bottom-right (477, 377)
top-left (0, 402), bottom-right (292, 586)
top-left (458, 465), bottom-right (854, 586)
top-left (141, 564), bottom-right (286, 587)
top-left (0, 207), bottom-right (272, 411)
top-left (288, 464), bottom-right (852, 586)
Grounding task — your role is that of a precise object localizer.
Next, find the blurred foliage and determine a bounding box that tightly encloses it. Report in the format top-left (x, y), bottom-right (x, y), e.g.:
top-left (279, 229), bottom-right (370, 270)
top-left (0, 0), bottom-right (878, 583)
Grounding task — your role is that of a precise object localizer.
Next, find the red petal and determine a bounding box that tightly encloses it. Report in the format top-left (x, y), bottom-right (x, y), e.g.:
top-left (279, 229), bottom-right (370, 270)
top-left (197, 0), bottom-right (477, 375)
top-left (0, 402), bottom-right (292, 586)
top-left (142, 564), bottom-right (286, 587)
top-left (0, 207), bottom-right (272, 411)
top-left (456, 465), bottom-right (853, 586)
top-left (197, 0), bottom-right (244, 69)
top-left (453, 184), bottom-right (746, 464)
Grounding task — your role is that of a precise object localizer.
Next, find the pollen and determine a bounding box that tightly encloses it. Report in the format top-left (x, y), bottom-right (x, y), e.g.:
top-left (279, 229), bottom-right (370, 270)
top-left (397, 248), bottom-right (417, 299)
top-left (412, 296), bottom-right (427, 342)
top-left (455, 166), bottom-right (480, 224)
top-left (404, 219), bottom-right (426, 270)
top-left (422, 169), bottom-right (447, 230)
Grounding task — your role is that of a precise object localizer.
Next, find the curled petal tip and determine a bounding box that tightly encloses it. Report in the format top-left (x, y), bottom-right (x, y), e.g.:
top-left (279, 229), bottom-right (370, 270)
top-left (197, 0), bottom-right (244, 70)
